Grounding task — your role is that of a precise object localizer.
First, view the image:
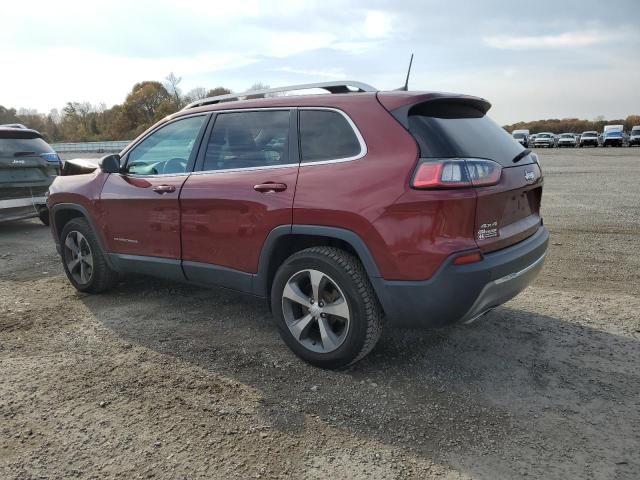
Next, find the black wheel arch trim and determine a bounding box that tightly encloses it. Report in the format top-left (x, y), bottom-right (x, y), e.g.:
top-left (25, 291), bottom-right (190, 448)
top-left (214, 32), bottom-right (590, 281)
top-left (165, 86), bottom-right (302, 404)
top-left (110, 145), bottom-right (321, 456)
top-left (50, 203), bottom-right (115, 269)
top-left (253, 224), bottom-right (386, 302)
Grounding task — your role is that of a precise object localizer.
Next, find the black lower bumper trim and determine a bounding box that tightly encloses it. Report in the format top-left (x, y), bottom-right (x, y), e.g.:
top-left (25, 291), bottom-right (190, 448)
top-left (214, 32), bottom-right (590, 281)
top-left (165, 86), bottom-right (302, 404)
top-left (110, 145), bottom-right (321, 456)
top-left (375, 226), bottom-right (549, 328)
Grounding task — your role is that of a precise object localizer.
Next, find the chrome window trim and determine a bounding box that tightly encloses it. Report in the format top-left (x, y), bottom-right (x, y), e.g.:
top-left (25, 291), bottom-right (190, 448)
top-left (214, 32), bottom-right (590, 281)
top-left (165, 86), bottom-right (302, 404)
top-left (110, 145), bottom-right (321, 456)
top-left (190, 162), bottom-right (300, 176)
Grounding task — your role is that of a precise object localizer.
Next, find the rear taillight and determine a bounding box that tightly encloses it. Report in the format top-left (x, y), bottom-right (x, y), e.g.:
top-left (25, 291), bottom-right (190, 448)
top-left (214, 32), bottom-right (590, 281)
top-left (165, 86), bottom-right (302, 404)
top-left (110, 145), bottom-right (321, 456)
top-left (41, 153), bottom-right (60, 163)
top-left (411, 158), bottom-right (502, 189)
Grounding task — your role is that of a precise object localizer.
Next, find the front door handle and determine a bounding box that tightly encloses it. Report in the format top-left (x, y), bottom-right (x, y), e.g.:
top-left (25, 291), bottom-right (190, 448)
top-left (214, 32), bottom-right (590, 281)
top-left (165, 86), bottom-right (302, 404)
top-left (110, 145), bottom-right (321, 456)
top-left (253, 182), bottom-right (287, 193)
top-left (152, 184), bottom-right (177, 194)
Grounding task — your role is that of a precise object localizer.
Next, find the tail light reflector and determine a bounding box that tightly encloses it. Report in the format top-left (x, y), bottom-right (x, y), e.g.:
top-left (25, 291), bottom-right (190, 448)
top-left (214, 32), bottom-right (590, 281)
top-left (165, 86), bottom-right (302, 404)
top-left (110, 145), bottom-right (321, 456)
top-left (453, 251), bottom-right (483, 265)
top-left (411, 158), bottom-right (502, 189)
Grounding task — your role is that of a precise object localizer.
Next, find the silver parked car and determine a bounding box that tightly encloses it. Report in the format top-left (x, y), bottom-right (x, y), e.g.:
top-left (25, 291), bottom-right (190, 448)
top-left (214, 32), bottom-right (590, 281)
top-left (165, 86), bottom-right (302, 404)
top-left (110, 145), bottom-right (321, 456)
top-left (557, 133), bottom-right (577, 148)
top-left (534, 132), bottom-right (556, 148)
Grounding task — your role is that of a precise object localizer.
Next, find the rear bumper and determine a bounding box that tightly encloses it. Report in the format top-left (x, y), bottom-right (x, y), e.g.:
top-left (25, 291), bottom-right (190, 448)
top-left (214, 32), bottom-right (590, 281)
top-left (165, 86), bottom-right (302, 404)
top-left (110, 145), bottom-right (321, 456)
top-left (0, 197), bottom-right (47, 223)
top-left (376, 226), bottom-right (549, 328)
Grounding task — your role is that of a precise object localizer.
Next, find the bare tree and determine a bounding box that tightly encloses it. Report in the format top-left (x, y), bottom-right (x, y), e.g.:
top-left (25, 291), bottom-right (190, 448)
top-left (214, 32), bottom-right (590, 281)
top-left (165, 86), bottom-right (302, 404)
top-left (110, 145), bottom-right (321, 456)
top-left (165, 72), bottom-right (183, 108)
top-left (206, 87), bottom-right (232, 97)
top-left (185, 87), bottom-right (208, 102)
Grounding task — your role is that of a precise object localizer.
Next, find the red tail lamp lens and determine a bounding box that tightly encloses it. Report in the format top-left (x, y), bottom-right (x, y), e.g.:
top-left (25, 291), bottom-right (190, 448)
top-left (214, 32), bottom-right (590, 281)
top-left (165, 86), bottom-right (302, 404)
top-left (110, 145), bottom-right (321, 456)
top-left (412, 159), bottom-right (502, 189)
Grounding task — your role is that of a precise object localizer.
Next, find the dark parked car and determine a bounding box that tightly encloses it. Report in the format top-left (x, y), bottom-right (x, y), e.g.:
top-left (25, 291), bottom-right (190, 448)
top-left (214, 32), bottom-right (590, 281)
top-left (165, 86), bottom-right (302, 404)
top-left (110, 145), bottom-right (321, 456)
top-left (47, 81), bottom-right (548, 368)
top-left (1, 125), bottom-right (60, 224)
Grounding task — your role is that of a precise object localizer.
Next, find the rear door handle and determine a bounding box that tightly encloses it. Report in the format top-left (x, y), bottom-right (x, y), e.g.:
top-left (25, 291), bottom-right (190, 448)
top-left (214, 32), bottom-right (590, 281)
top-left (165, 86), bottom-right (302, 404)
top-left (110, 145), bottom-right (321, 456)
top-left (253, 182), bottom-right (287, 193)
top-left (152, 184), bottom-right (177, 194)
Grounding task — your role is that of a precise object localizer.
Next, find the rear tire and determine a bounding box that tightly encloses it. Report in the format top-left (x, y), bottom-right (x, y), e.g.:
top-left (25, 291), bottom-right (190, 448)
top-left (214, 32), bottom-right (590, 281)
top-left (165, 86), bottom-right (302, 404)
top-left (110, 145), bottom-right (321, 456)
top-left (271, 247), bottom-right (383, 369)
top-left (38, 209), bottom-right (50, 226)
top-left (60, 218), bottom-right (118, 293)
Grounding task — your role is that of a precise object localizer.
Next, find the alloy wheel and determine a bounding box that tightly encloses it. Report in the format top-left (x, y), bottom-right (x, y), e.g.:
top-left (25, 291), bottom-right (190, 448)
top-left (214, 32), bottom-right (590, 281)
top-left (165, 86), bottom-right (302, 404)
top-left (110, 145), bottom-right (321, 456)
top-left (64, 231), bottom-right (94, 285)
top-left (281, 269), bottom-right (351, 353)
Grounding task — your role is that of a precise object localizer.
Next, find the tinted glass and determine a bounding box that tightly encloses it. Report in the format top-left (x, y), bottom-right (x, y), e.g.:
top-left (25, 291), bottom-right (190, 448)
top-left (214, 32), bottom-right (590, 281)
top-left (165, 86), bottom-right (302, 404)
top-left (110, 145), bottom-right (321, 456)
top-left (299, 110), bottom-right (361, 162)
top-left (408, 102), bottom-right (530, 166)
top-left (0, 137), bottom-right (53, 157)
top-left (203, 110), bottom-right (290, 171)
top-left (126, 115), bottom-right (206, 175)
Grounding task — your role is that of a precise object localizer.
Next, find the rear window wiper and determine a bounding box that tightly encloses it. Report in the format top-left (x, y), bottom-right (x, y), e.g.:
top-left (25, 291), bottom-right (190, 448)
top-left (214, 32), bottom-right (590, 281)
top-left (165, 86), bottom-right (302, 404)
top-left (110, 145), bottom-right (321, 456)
top-left (512, 149), bottom-right (531, 164)
top-left (14, 151), bottom-right (37, 157)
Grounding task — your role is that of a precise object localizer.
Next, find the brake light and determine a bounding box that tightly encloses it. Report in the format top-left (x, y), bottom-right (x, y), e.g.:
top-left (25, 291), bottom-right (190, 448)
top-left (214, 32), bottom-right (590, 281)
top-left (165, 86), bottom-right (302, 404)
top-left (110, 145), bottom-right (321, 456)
top-left (40, 153), bottom-right (60, 163)
top-left (411, 158), bottom-right (502, 189)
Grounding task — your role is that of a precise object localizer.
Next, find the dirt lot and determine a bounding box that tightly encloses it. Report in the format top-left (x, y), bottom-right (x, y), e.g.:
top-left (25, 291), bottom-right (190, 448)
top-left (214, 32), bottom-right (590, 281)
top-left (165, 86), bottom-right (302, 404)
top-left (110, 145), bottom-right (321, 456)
top-left (1, 148), bottom-right (639, 479)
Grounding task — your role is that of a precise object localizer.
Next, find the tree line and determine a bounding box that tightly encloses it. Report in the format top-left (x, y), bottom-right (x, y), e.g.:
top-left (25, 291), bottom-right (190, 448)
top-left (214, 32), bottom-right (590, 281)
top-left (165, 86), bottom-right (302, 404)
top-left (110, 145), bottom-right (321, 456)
top-left (504, 115), bottom-right (640, 134)
top-left (2, 75), bottom-right (639, 142)
top-left (0, 73), bottom-right (238, 143)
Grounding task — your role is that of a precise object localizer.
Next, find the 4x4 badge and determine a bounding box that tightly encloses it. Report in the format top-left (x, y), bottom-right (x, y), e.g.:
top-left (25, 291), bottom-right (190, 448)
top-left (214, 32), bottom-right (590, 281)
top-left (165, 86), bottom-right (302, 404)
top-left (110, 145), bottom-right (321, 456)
top-left (524, 170), bottom-right (536, 183)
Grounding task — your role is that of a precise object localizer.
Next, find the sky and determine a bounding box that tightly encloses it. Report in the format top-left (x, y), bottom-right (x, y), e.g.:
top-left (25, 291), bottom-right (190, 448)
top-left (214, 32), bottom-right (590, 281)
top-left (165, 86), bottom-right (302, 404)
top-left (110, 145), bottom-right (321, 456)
top-left (1, 0), bottom-right (639, 125)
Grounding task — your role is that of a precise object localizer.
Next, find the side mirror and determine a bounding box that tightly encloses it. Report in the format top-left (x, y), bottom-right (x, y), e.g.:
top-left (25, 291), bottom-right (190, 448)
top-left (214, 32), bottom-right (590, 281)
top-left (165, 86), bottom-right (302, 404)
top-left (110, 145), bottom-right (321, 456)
top-left (99, 154), bottom-right (121, 173)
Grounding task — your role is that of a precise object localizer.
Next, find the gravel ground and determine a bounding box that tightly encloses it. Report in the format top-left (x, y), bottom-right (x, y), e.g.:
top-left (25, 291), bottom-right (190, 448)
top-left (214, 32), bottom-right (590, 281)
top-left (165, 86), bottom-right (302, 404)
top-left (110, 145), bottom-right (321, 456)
top-left (1, 147), bottom-right (639, 479)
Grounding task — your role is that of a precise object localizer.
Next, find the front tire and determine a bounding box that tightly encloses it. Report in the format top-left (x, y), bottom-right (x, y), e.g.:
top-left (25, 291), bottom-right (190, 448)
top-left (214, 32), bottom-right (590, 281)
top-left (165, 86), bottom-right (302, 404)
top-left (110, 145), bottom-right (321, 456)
top-left (60, 218), bottom-right (118, 293)
top-left (271, 247), bottom-right (383, 369)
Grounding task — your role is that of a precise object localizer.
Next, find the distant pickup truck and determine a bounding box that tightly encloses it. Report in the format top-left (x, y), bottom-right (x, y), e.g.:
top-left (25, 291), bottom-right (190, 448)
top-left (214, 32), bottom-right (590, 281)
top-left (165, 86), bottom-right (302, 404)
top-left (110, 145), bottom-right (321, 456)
top-left (629, 126), bottom-right (640, 147)
top-left (602, 125), bottom-right (625, 147)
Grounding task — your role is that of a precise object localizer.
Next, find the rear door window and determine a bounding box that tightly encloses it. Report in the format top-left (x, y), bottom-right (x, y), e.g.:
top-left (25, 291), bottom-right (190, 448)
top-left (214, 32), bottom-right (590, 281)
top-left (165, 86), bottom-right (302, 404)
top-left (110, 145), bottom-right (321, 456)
top-left (407, 102), bottom-right (531, 166)
top-left (202, 110), bottom-right (290, 171)
top-left (299, 110), bottom-right (362, 162)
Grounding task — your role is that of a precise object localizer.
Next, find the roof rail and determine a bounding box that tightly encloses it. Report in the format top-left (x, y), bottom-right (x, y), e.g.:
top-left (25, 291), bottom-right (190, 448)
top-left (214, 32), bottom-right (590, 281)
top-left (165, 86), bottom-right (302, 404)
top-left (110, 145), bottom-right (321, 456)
top-left (182, 80), bottom-right (377, 110)
top-left (0, 123), bottom-right (29, 129)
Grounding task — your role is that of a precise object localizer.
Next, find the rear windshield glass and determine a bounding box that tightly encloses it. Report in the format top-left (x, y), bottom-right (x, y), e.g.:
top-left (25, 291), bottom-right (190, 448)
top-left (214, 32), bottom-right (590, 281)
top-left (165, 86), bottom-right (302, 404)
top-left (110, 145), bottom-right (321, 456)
top-left (583, 132), bottom-right (597, 137)
top-left (407, 102), bottom-right (530, 166)
top-left (0, 136), bottom-right (53, 157)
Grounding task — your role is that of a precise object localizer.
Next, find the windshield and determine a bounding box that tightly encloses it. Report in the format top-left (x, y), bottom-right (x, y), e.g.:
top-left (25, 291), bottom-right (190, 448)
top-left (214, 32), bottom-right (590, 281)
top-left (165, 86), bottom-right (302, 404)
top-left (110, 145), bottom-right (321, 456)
top-left (582, 132), bottom-right (597, 137)
top-left (407, 102), bottom-right (531, 167)
top-left (632, 129), bottom-right (640, 135)
top-left (560, 134), bottom-right (574, 138)
top-left (513, 133), bottom-right (525, 138)
top-left (538, 134), bottom-right (550, 138)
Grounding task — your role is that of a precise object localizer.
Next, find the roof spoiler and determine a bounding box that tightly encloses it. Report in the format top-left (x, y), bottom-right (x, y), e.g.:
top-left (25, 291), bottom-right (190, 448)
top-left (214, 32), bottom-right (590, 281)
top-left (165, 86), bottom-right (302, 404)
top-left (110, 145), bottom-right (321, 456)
top-left (377, 92), bottom-right (491, 130)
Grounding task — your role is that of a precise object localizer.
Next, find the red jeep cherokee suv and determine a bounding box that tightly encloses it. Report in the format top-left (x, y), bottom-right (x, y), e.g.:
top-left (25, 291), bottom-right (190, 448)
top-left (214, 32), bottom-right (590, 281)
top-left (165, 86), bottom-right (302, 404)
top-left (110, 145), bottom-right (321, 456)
top-left (48, 81), bottom-right (548, 369)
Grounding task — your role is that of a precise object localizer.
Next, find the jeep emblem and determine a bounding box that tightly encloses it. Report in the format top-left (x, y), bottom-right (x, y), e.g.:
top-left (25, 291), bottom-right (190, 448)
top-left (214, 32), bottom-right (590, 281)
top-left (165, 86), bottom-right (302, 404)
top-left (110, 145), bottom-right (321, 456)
top-left (524, 170), bottom-right (536, 183)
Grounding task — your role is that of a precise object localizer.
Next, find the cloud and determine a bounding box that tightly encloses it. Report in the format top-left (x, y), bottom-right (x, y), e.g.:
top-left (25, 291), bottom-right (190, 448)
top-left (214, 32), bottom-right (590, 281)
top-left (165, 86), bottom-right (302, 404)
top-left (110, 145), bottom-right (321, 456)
top-left (483, 31), bottom-right (611, 50)
top-left (363, 10), bottom-right (393, 38)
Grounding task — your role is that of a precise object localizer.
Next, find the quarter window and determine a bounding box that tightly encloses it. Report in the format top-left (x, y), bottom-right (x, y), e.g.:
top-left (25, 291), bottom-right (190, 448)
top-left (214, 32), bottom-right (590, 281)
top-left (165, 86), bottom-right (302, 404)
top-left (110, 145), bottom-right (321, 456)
top-left (126, 115), bottom-right (206, 175)
top-left (299, 110), bottom-right (361, 162)
top-left (202, 110), bottom-right (290, 171)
